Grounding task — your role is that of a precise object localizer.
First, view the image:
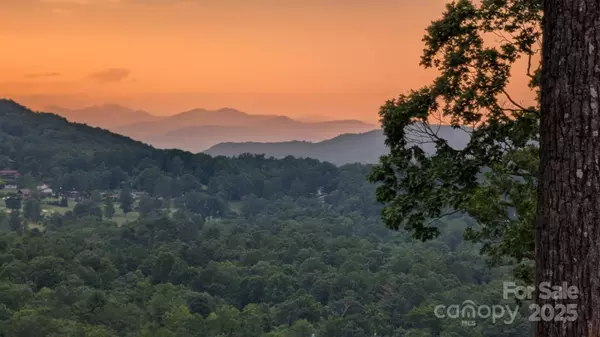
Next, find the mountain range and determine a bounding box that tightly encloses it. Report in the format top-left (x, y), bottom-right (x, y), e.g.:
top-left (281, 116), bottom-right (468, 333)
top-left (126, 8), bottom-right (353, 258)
top-left (2, 99), bottom-right (471, 169)
top-left (205, 126), bottom-right (471, 165)
top-left (46, 104), bottom-right (159, 130)
top-left (46, 104), bottom-right (378, 152)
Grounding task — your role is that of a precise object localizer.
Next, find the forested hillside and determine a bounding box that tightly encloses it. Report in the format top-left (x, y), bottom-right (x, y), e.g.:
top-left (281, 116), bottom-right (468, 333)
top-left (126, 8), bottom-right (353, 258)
top-left (205, 131), bottom-right (388, 165)
top-left (0, 100), bottom-right (530, 337)
top-left (205, 127), bottom-right (470, 166)
top-left (0, 100), bottom-right (341, 198)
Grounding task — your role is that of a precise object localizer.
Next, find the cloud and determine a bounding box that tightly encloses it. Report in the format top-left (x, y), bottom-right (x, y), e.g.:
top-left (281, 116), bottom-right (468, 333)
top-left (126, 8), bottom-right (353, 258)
top-left (24, 72), bottom-right (62, 79)
top-left (88, 68), bottom-right (131, 83)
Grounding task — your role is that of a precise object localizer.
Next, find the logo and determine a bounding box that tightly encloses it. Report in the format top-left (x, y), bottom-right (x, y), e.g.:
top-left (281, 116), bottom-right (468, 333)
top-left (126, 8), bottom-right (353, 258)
top-left (433, 282), bottom-right (580, 326)
top-left (434, 300), bottom-right (519, 326)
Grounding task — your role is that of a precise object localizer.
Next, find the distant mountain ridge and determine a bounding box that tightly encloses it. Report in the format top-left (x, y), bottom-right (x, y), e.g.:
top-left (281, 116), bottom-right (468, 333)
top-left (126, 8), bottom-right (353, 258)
top-left (46, 104), bottom-right (377, 152)
top-left (205, 126), bottom-right (471, 165)
top-left (46, 104), bottom-right (159, 130)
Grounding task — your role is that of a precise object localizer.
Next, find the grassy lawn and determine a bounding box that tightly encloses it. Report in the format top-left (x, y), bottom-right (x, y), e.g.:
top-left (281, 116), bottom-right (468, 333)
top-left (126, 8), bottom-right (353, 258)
top-left (28, 222), bottom-right (44, 230)
top-left (42, 203), bottom-right (74, 215)
top-left (110, 208), bottom-right (139, 225)
top-left (0, 197), bottom-right (138, 227)
top-left (0, 187), bottom-right (18, 196)
top-left (228, 201), bottom-right (243, 214)
top-left (0, 194), bottom-right (169, 228)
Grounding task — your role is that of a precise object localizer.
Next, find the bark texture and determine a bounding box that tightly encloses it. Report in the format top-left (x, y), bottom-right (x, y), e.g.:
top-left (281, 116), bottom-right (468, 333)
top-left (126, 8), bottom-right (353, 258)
top-left (538, 0), bottom-right (600, 336)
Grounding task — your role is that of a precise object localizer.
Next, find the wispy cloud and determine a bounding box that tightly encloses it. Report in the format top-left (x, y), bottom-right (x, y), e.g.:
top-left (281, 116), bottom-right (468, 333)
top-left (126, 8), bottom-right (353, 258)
top-left (24, 72), bottom-right (62, 79)
top-left (88, 68), bottom-right (131, 83)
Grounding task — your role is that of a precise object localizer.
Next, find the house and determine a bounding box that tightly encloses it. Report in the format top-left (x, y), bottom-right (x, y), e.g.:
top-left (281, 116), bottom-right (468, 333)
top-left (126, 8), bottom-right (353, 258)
top-left (18, 188), bottom-right (32, 199)
top-left (37, 184), bottom-right (53, 195)
top-left (0, 170), bottom-right (20, 183)
top-left (68, 190), bottom-right (80, 197)
top-left (40, 187), bottom-right (53, 195)
top-left (67, 190), bottom-right (85, 202)
top-left (131, 191), bottom-right (149, 200)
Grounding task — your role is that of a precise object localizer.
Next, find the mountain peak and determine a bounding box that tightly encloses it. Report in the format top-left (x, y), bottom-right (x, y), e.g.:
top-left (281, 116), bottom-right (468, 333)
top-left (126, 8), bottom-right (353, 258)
top-left (216, 107), bottom-right (244, 114)
top-left (45, 103), bottom-right (147, 115)
top-left (43, 103), bottom-right (157, 130)
top-left (94, 103), bottom-right (129, 110)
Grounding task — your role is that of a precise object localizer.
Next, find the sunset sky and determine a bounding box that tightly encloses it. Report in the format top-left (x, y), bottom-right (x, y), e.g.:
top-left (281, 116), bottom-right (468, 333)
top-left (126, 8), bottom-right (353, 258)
top-left (1, 0), bottom-right (534, 122)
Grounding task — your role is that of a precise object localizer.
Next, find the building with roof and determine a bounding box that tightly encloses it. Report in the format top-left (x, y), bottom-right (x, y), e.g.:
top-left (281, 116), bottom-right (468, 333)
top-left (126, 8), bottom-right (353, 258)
top-left (0, 170), bottom-right (20, 182)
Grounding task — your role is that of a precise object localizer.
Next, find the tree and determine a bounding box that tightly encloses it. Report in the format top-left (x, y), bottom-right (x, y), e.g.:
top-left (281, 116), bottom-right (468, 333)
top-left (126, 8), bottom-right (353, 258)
top-left (5, 194), bottom-right (22, 211)
top-left (2, 308), bottom-right (59, 337)
top-left (241, 194), bottom-right (268, 217)
top-left (27, 256), bottom-right (65, 290)
top-left (151, 251), bottom-right (176, 284)
top-left (23, 199), bottom-right (42, 222)
top-left (16, 174), bottom-right (35, 189)
top-left (536, 0), bottom-right (600, 335)
top-left (90, 190), bottom-right (102, 205)
top-left (168, 156), bottom-right (184, 176)
top-left (0, 178), bottom-right (5, 189)
top-left (119, 187), bottom-right (134, 214)
top-left (184, 192), bottom-right (228, 217)
top-left (104, 197), bottom-right (115, 219)
top-left (73, 200), bottom-right (103, 220)
top-left (9, 211), bottom-right (23, 234)
top-left (368, 0), bottom-right (600, 335)
top-left (137, 196), bottom-right (163, 218)
top-left (240, 303), bottom-right (265, 337)
top-left (59, 197), bottom-right (69, 208)
top-left (369, 0), bottom-right (541, 283)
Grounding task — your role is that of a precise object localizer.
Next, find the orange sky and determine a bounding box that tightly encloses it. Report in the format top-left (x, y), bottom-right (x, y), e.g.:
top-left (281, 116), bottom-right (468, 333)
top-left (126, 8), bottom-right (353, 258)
top-left (0, 0), bottom-right (534, 123)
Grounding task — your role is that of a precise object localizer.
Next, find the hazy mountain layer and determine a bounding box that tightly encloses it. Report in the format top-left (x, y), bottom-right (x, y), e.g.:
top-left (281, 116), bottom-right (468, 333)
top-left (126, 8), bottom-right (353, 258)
top-left (205, 126), bottom-right (471, 165)
top-left (46, 104), bottom-right (159, 130)
top-left (47, 104), bottom-right (376, 151)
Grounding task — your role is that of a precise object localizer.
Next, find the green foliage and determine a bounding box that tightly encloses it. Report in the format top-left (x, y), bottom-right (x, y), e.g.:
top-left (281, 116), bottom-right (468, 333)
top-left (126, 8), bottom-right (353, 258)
top-left (8, 211), bottom-right (23, 234)
top-left (0, 98), bottom-right (534, 336)
top-left (369, 0), bottom-right (541, 282)
top-left (119, 188), bottom-right (134, 214)
top-left (103, 198), bottom-right (115, 219)
top-left (0, 194), bottom-right (531, 337)
top-left (4, 195), bottom-right (21, 211)
top-left (73, 200), bottom-right (103, 220)
top-left (137, 196), bottom-right (163, 219)
top-left (23, 199), bottom-right (42, 222)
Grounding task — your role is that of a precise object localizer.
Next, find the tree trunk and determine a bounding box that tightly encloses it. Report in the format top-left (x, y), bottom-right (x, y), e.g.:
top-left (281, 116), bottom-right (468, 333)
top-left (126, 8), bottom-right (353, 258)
top-left (538, 0), bottom-right (600, 336)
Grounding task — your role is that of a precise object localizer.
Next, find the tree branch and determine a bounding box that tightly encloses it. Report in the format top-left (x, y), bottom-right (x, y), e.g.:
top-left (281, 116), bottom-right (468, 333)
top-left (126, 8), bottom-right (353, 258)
top-left (501, 90), bottom-right (529, 112)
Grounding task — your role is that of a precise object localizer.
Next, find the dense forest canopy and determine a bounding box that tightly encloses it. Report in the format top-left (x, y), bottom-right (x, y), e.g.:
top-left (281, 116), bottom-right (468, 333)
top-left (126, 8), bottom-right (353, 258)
top-left (0, 99), bottom-right (532, 336)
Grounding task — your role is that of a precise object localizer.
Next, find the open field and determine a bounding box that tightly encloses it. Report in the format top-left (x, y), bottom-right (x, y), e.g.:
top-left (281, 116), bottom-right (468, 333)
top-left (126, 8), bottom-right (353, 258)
top-left (0, 195), bottom-right (140, 228)
top-left (111, 208), bottom-right (140, 225)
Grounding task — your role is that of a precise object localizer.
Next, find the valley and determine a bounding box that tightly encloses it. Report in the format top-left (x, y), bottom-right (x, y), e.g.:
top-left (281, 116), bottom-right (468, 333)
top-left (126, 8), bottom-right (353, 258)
top-left (0, 99), bottom-right (531, 336)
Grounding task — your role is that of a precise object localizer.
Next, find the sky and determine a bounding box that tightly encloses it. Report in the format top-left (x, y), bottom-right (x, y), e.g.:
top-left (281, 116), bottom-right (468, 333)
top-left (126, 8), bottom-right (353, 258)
top-left (0, 0), bottom-right (534, 123)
